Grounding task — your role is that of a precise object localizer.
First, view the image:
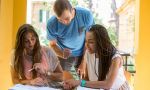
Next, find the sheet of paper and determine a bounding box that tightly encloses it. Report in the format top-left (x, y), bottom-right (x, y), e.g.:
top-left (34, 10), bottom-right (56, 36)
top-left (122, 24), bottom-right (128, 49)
top-left (9, 84), bottom-right (61, 90)
top-left (77, 86), bottom-right (104, 90)
top-left (10, 84), bottom-right (104, 90)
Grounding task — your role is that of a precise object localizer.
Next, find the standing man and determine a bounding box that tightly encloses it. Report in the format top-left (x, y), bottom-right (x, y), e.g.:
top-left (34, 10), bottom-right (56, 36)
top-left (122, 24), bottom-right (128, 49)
top-left (46, 0), bottom-right (94, 74)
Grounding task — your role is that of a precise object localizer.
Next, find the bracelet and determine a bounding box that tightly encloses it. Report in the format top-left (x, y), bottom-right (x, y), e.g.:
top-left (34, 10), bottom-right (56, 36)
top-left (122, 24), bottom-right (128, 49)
top-left (80, 79), bottom-right (86, 87)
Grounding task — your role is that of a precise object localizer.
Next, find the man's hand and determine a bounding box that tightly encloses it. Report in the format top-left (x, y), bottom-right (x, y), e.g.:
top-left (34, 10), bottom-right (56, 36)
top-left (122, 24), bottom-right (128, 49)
top-left (63, 48), bottom-right (71, 59)
top-left (63, 79), bottom-right (80, 90)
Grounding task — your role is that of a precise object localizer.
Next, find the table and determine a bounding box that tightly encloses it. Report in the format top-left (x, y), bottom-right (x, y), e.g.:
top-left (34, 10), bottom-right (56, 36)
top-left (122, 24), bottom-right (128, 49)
top-left (9, 71), bottom-right (73, 90)
top-left (9, 84), bottom-right (101, 90)
top-left (9, 71), bottom-right (102, 90)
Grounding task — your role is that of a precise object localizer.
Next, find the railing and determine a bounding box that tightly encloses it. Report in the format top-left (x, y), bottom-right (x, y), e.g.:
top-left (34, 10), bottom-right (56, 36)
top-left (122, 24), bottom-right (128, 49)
top-left (120, 51), bottom-right (136, 74)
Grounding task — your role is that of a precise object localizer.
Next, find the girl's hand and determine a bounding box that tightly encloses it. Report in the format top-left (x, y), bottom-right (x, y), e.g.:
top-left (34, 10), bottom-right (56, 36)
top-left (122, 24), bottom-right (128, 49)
top-left (63, 79), bottom-right (80, 89)
top-left (77, 64), bottom-right (86, 79)
top-left (30, 77), bottom-right (45, 86)
top-left (33, 63), bottom-right (46, 75)
top-left (63, 82), bottom-right (73, 90)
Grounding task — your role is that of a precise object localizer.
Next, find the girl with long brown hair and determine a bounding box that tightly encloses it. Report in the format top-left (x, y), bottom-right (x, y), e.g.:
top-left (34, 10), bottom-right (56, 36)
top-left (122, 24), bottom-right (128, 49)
top-left (10, 24), bottom-right (63, 86)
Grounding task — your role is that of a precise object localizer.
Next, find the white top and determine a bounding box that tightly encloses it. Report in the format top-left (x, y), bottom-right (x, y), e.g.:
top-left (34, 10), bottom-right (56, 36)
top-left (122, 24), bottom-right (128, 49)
top-left (85, 50), bottom-right (126, 89)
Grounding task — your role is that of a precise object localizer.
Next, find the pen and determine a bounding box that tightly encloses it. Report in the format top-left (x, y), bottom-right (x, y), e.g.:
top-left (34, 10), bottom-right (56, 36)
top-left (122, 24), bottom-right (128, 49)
top-left (28, 68), bottom-right (34, 72)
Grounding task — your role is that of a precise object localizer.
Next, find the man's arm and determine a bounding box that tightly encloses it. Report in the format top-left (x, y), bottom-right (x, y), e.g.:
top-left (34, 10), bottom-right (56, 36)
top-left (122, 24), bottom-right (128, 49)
top-left (49, 40), bottom-right (64, 58)
top-left (50, 40), bottom-right (71, 59)
top-left (49, 63), bottom-right (63, 81)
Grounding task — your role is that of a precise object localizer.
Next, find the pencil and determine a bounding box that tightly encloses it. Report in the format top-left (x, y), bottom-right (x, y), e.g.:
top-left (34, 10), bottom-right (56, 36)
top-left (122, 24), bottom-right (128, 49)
top-left (28, 68), bottom-right (34, 72)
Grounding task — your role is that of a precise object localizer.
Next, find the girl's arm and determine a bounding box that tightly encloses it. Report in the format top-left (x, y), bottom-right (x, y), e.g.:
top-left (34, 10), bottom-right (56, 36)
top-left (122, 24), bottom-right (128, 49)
top-left (48, 63), bottom-right (63, 81)
top-left (85, 57), bottom-right (122, 89)
top-left (11, 66), bottom-right (46, 86)
top-left (10, 51), bottom-right (32, 85)
top-left (65, 57), bottom-right (122, 89)
top-left (11, 66), bottom-right (31, 85)
top-left (83, 65), bottom-right (89, 80)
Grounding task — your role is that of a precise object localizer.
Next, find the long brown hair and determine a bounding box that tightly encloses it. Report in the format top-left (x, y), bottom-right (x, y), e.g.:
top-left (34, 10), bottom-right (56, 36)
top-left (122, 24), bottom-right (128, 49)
top-left (89, 24), bottom-right (116, 81)
top-left (14, 24), bottom-right (41, 79)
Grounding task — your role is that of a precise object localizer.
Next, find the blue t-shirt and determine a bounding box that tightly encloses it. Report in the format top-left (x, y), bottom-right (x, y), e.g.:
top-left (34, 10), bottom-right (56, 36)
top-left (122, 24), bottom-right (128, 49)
top-left (47, 7), bottom-right (94, 56)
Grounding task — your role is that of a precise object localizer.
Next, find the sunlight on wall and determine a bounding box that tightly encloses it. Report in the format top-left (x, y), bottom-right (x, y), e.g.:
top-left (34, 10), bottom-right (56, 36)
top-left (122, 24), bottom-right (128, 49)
top-left (135, 0), bottom-right (150, 90)
top-left (13, 0), bottom-right (27, 47)
top-left (0, 0), bottom-right (13, 90)
top-left (0, 0), bottom-right (26, 90)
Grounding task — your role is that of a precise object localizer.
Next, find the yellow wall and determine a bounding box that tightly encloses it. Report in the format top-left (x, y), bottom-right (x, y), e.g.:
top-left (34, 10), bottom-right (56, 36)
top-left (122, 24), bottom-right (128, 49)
top-left (0, 0), bottom-right (26, 90)
top-left (135, 0), bottom-right (150, 90)
top-left (13, 0), bottom-right (27, 46)
top-left (0, 0), bottom-right (13, 90)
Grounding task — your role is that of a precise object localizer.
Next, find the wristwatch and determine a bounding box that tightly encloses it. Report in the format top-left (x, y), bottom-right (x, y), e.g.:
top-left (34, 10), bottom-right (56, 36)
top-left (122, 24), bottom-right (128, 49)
top-left (47, 71), bottom-right (51, 76)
